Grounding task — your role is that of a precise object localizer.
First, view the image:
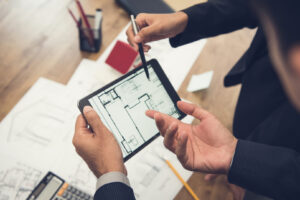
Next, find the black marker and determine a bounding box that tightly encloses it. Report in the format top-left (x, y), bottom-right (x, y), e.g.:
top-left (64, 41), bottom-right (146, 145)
top-left (130, 15), bottom-right (150, 80)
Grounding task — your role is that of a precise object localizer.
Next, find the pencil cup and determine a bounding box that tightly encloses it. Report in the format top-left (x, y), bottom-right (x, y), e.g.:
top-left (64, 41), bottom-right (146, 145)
top-left (78, 15), bottom-right (102, 52)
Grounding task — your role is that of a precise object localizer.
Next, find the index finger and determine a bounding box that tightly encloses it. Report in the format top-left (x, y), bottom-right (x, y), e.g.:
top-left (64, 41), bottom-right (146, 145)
top-left (177, 101), bottom-right (210, 120)
top-left (126, 25), bottom-right (138, 50)
top-left (146, 110), bottom-right (179, 136)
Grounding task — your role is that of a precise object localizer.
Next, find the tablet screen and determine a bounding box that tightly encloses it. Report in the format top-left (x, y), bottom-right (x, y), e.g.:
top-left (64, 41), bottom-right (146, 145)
top-left (88, 64), bottom-right (180, 158)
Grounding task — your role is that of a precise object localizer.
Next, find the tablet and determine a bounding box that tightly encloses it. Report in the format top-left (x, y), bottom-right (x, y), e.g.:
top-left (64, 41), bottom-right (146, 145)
top-left (78, 59), bottom-right (186, 161)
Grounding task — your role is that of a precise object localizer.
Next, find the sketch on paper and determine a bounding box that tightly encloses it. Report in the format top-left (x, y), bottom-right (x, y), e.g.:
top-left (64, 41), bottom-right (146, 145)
top-left (0, 160), bottom-right (43, 200)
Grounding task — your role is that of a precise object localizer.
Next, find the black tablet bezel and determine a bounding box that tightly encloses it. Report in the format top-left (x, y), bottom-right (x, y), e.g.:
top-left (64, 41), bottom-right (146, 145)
top-left (77, 59), bottom-right (186, 161)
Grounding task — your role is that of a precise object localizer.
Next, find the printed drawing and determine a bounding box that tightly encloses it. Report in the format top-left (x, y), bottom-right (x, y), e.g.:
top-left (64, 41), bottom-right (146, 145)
top-left (0, 162), bottom-right (43, 200)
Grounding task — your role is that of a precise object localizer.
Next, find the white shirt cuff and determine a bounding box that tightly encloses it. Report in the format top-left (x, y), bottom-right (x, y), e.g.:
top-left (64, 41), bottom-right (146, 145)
top-left (96, 171), bottom-right (130, 191)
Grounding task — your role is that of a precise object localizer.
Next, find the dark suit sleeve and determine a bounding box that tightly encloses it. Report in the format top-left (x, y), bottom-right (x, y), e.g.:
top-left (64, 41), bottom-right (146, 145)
top-left (170, 0), bottom-right (258, 47)
top-left (228, 140), bottom-right (300, 200)
top-left (94, 182), bottom-right (135, 200)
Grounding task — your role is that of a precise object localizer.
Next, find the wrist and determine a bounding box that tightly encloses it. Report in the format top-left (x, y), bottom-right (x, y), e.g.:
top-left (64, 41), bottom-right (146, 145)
top-left (93, 164), bottom-right (127, 178)
top-left (175, 11), bottom-right (188, 34)
top-left (224, 138), bottom-right (238, 174)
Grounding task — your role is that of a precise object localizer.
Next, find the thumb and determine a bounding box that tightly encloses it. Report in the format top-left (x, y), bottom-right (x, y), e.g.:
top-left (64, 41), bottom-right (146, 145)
top-left (175, 132), bottom-right (189, 165)
top-left (83, 106), bottom-right (105, 135)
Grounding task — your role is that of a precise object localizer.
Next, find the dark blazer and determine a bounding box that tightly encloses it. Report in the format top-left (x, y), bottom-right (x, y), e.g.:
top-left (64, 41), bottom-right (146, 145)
top-left (170, 0), bottom-right (300, 199)
top-left (93, 0), bottom-right (300, 199)
top-left (94, 182), bottom-right (135, 200)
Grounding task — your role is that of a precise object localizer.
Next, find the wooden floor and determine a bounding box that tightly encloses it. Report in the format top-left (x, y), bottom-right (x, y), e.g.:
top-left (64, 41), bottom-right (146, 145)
top-left (0, 0), bottom-right (255, 199)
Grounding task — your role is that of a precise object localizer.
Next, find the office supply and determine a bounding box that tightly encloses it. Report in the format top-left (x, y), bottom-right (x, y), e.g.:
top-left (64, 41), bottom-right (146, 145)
top-left (78, 15), bottom-right (102, 52)
top-left (116, 0), bottom-right (173, 15)
top-left (75, 0), bottom-right (94, 46)
top-left (78, 59), bottom-right (186, 161)
top-left (105, 40), bottom-right (138, 74)
top-left (94, 9), bottom-right (102, 39)
top-left (187, 71), bottom-right (214, 92)
top-left (165, 159), bottom-right (200, 200)
top-left (27, 171), bottom-right (93, 200)
top-left (68, 8), bottom-right (79, 27)
top-left (130, 15), bottom-right (149, 80)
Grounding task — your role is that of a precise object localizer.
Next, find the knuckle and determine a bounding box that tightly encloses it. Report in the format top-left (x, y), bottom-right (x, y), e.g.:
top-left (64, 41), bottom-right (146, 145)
top-left (163, 139), bottom-right (170, 149)
top-left (137, 13), bottom-right (146, 20)
top-left (139, 29), bottom-right (146, 37)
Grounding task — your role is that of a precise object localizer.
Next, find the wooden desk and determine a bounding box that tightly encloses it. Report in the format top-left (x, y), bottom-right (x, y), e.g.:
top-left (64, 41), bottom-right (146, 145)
top-left (0, 0), bottom-right (255, 199)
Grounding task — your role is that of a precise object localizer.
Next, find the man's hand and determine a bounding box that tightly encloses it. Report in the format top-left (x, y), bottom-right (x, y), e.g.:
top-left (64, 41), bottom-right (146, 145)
top-left (146, 101), bottom-right (237, 174)
top-left (73, 106), bottom-right (126, 178)
top-left (126, 12), bottom-right (188, 51)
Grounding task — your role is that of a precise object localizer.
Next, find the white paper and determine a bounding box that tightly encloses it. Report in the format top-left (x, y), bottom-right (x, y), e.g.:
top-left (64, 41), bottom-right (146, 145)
top-left (0, 77), bottom-right (96, 196)
top-left (187, 71), bottom-right (214, 92)
top-left (67, 59), bottom-right (121, 97)
top-left (146, 39), bottom-right (206, 90)
top-left (0, 152), bottom-right (46, 200)
top-left (0, 78), bottom-right (73, 155)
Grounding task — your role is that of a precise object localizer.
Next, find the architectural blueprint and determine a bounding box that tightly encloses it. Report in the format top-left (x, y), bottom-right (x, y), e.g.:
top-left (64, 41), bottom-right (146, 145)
top-left (0, 78), bottom-right (96, 198)
top-left (89, 66), bottom-right (180, 157)
top-left (0, 78), bottom-right (75, 152)
top-left (0, 153), bottom-right (44, 200)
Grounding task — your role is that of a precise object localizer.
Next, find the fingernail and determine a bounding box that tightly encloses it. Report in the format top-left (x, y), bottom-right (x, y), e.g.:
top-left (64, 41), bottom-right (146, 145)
top-left (134, 35), bottom-right (141, 43)
top-left (83, 106), bottom-right (93, 114)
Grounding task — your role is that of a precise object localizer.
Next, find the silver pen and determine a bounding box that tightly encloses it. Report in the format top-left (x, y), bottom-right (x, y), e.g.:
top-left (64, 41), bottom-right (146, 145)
top-left (130, 15), bottom-right (150, 80)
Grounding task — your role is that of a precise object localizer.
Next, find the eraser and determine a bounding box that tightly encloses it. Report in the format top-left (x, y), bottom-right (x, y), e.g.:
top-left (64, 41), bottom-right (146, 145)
top-left (105, 40), bottom-right (138, 74)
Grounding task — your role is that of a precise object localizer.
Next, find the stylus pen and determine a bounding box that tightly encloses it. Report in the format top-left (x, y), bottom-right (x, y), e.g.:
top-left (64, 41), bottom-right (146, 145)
top-left (130, 15), bottom-right (150, 80)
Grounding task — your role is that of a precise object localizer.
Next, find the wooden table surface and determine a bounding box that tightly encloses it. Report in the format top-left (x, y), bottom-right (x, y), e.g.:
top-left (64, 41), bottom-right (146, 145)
top-left (0, 0), bottom-right (255, 199)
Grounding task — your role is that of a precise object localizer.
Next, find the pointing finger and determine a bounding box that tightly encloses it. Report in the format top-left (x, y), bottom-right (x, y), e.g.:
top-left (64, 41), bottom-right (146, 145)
top-left (177, 101), bottom-right (210, 121)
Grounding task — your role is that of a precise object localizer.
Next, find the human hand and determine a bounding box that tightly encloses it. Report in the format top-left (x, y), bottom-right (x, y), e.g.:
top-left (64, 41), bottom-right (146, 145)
top-left (204, 174), bottom-right (245, 200)
top-left (146, 101), bottom-right (237, 174)
top-left (126, 12), bottom-right (188, 51)
top-left (73, 106), bottom-right (126, 178)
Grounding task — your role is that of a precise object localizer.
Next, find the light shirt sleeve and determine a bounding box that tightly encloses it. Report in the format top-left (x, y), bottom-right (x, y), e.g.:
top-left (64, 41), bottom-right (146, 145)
top-left (96, 171), bottom-right (130, 191)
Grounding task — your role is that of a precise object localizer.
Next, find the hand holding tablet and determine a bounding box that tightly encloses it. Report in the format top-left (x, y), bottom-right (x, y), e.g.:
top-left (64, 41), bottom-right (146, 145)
top-left (78, 59), bottom-right (185, 161)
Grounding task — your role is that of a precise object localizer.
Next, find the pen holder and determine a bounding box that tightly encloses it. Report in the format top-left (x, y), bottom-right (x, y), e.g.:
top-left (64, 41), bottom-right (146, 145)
top-left (78, 15), bottom-right (102, 52)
